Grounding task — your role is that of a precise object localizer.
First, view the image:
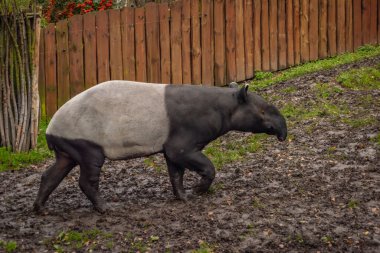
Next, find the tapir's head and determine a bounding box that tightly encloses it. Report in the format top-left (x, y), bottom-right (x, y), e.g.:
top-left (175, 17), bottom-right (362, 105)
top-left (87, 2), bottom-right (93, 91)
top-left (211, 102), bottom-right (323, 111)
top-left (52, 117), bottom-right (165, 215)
top-left (231, 85), bottom-right (287, 142)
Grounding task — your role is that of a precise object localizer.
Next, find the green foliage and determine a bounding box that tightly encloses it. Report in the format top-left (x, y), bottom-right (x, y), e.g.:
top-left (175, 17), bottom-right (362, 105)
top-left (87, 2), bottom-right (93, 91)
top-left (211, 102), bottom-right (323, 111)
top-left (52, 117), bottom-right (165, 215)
top-left (314, 83), bottom-right (343, 99)
top-left (249, 45), bottom-right (380, 91)
top-left (144, 157), bottom-right (164, 173)
top-left (281, 100), bottom-right (349, 124)
top-left (204, 134), bottom-right (268, 170)
top-left (0, 119), bottom-right (53, 172)
top-left (252, 197), bottom-right (265, 209)
top-left (254, 71), bottom-right (274, 81)
top-left (337, 66), bottom-right (380, 90)
top-left (280, 86), bottom-right (298, 94)
top-left (47, 229), bottom-right (114, 252)
top-left (0, 240), bottom-right (17, 253)
top-left (321, 235), bottom-right (334, 244)
top-left (295, 234), bottom-right (304, 244)
top-left (370, 133), bottom-right (380, 146)
top-left (207, 182), bottom-right (224, 194)
top-left (191, 241), bottom-right (214, 253)
top-left (342, 117), bottom-right (378, 128)
top-left (348, 199), bottom-right (359, 209)
top-left (0, 0), bottom-right (33, 12)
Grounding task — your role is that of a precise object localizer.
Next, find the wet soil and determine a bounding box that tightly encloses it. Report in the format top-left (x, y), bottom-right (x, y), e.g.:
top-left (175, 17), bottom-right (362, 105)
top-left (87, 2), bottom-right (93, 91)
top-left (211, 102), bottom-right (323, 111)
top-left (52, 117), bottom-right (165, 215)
top-left (0, 57), bottom-right (379, 252)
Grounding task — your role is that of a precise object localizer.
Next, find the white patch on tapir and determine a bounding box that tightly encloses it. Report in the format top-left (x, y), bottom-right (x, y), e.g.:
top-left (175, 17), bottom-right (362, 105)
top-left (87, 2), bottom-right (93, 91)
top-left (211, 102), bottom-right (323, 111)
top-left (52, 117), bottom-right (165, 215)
top-left (46, 81), bottom-right (170, 159)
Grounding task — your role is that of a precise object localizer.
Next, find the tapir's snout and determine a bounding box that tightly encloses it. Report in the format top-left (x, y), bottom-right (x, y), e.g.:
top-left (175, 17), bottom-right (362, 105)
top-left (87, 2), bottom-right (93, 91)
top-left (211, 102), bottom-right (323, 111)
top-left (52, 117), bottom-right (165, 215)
top-left (276, 116), bottom-right (287, 142)
top-left (277, 132), bottom-right (287, 142)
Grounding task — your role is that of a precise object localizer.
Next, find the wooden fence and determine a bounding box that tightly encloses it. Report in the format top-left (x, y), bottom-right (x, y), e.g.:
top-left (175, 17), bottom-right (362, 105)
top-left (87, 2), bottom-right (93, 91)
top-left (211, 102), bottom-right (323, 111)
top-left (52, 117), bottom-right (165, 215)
top-left (39, 0), bottom-right (380, 118)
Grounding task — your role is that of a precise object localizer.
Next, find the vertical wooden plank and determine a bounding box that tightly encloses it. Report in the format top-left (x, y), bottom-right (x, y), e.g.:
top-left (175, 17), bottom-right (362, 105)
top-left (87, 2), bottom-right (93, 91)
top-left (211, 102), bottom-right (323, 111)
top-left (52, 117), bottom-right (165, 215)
top-left (269, 0), bottom-right (278, 70)
top-left (44, 23), bottom-right (57, 117)
top-left (121, 7), bottom-right (136, 81)
top-left (202, 0), bottom-right (213, 85)
top-left (226, 0), bottom-right (236, 82)
top-left (83, 12), bottom-right (97, 88)
top-left (261, 0), bottom-right (270, 71)
top-left (109, 9), bottom-right (123, 80)
top-left (182, 0), bottom-right (192, 84)
top-left (362, 0), bottom-right (371, 45)
top-left (56, 20), bottom-right (70, 107)
top-left (68, 15), bottom-right (84, 97)
top-left (96, 10), bottom-right (110, 83)
top-left (319, 0), bottom-right (328, 58)
top-left (191, 0), bottom-right (201, 84)
top-left (171, 1), bottom-right (183, 84)
top-left (38, 29), bottom-right (46, 118)
top-left (253, 0), bottom-right (262, 70)
top-left (353, 0), bottom-right (362, 49)
top-left (300, 0), bottom-right (309, 63)
top-left (336, 0), bottom-right (346, 54)
top-left (378, 0), bottom-right (380, 44)
top-left (146, 3), bottom-right (161, 83)
top-left (214, 0), bottom-right (226, 85)
top-left (370, 0), bottom-right (378, 44)
top-left (328, 0), bottom-right (337, 56)
top-left (159, 3), bottom-right (171, 84)
top-left (278, 0), bottom-right (287, 69)
top-left (135, 7), bottom-right (147, 82)
top-left (286, 0), bottom-right (294, 66)
top-left (309, 0), bottom-right (318, 61)
top-left (294, 0), bottom-right (301, 64)
top-left (345, 0), bottom-right (353, 52)
top-left (244, 0), bottom-right (254, 78)
top-left (235, 0), bottom-right (245, 80)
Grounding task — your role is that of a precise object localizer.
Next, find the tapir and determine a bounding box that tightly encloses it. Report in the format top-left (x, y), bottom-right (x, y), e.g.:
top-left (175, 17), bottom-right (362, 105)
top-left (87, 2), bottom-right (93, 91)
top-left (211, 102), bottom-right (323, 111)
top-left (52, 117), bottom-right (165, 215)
top-left (33, 81), bottom-right (287, 213)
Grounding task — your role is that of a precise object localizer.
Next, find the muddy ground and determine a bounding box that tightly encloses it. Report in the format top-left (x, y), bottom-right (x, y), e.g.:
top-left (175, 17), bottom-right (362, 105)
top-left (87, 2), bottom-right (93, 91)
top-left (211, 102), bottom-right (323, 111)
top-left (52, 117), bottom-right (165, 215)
top-left (0, 57), bottom-right (379, 253)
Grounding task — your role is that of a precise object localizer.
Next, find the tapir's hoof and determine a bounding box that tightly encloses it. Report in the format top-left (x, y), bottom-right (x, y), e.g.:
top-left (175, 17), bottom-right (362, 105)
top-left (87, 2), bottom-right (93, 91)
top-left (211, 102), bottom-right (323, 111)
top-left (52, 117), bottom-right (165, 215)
top-left (94, 203), bottom-right (108, 214)
top-left (174, 192), bottom-right (189, 202)
top-left (192, 185), bottom-right (209, 195)
top-left (33, 202), bottom-right (43, 214)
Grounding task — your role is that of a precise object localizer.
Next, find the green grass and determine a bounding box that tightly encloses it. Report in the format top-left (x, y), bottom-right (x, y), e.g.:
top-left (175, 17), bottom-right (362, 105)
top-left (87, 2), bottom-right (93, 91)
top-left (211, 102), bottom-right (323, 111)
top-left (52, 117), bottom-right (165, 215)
top-left (370, 133), bottom-right (380, 146)
top-left (47, 229), bottom-right (114, 253)
top-left (191, 241), bottom-right (214, 253)
top-left (280, 86), bottom-right (298, 93)
top-left (204, 134), bottom-right (268, 170)
top-left (281, 101), bottom-right (349, 123)
top-left (0, 240), bottom-right (17, 253)
top-left (337, 65), bottom-right (380, 90)
top-left (252, 197), bottom-right (265, 209)
top-left (0, 119), bottom-right (53, 172)
top-left (342, 117), bottom-right (378, 128)
top-left (144, 157), bottom-right (165, 173)
top-left (321, 235), bottom-right (334, 245)
top-left (348, 199), bottom-right (359, 209)
top-left (249, 45), bottom-right (380, 91)
top-left (314, 83), bottom-right (343, 99)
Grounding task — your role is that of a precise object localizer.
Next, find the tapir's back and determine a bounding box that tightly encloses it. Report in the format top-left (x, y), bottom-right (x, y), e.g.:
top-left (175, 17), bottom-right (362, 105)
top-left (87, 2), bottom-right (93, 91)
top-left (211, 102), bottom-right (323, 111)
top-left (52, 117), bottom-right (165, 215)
top-left (46, 81), bottom-right (170, 159)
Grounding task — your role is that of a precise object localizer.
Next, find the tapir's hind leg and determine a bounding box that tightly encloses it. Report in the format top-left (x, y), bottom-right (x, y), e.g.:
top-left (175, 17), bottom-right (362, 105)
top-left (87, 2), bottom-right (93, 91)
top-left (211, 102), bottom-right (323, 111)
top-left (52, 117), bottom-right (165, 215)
top-left (33, 152), bottom-right (76, 212)
top-left (164, 154), bottom-right (186, 200)
top-left (77, 148), bottom-right (106, 213)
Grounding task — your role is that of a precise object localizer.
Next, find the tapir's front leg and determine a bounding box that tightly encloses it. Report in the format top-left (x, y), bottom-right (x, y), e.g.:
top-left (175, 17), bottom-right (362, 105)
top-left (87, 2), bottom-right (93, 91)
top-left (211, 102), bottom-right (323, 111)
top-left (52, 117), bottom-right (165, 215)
top-left (181, 151), bottom-right (216, 194)
top-left (165, 147), bottom-right (215, 196)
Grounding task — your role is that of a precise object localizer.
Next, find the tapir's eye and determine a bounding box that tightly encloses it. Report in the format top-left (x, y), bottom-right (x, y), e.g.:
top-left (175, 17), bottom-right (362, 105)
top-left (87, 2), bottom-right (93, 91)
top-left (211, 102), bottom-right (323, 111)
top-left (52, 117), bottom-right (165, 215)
top-left (261, 109), bottom-right (265, 114)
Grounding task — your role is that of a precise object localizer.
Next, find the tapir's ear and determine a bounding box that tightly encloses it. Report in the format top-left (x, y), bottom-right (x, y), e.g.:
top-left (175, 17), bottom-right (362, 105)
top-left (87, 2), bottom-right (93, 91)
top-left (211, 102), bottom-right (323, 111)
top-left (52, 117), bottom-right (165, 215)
top-left (228, 82), bottom-right (239, 88)
top-left (237, 84), bottom-right (249, 104)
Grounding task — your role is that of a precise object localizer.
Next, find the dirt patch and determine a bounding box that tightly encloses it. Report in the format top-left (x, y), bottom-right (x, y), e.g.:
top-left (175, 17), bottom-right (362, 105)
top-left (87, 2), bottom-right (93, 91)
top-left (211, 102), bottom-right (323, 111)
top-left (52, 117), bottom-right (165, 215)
top-left (1, 57), bottom-right (379, 252)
